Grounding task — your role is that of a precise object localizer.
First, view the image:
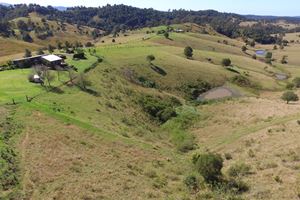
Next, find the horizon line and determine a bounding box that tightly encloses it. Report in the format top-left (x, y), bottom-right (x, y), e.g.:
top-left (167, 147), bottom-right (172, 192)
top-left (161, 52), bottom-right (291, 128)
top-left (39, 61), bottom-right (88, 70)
top-left (1, 2), bottom-right (300, 17)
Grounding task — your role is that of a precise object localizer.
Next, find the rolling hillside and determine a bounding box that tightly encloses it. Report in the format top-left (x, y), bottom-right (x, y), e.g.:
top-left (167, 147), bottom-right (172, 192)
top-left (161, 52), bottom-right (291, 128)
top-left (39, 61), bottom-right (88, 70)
top-left (0, 20), bottom-right (300, 200)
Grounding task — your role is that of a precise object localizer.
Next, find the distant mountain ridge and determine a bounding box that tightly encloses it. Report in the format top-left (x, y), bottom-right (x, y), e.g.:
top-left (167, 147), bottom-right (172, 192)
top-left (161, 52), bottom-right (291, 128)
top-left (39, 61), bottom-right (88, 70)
top-left (0, 2), bottom-right (298, 45)
top-left (1, 2), bottom-right (300, 21)
top-left (245, 14), bottom-right (300, 21)
top-left (0, 2), bottom-right (10, 6)
top-left (0, 2), bottom-right (68, 11)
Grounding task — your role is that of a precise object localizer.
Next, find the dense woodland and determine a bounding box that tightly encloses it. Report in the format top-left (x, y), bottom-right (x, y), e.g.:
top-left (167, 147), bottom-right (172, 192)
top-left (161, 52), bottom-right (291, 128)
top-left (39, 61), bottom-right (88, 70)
top-left (0, 4), bottom-right (296, 44)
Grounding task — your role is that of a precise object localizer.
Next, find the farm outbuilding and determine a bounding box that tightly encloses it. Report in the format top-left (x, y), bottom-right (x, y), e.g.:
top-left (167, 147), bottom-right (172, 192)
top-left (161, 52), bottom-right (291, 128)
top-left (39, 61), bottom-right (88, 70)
top-left (41, 55), bottom-right (63, 67)
top-left (12, 55), bottom-right (44, 68)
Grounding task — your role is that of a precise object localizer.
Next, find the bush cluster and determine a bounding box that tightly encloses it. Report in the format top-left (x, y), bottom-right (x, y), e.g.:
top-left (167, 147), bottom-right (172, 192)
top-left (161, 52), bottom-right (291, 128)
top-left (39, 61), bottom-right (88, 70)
top-left (180, 79), bottom-right (212, 100)
top-left (188, 153), bottom-right (250, 197)
top-left (138, 95), bottom-right (181, 123)
top-left (193, 153), bottom-right (223, 183)
top-left (230, 75), bottom-right (252, 87)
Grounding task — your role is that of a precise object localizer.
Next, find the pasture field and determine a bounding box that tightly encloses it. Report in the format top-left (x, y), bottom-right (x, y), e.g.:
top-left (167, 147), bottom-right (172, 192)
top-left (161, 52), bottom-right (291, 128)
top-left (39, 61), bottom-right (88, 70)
top-left (0, 24), bottom-right (300, 199)
top-left (0, 69), bottom-right (69, 103)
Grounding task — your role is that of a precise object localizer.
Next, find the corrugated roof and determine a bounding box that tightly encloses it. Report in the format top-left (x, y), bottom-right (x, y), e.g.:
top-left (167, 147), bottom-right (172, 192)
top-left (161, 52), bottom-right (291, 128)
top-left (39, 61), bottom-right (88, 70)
top-left (42, 55), bottom-right (62, 62)
top-left (13, 55), bottom-right (44, 62)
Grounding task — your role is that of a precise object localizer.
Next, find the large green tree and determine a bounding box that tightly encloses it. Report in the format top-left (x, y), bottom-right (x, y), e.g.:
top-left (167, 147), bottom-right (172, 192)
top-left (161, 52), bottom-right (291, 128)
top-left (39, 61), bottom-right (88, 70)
top-left (184, 46), bottom-right (193, 59)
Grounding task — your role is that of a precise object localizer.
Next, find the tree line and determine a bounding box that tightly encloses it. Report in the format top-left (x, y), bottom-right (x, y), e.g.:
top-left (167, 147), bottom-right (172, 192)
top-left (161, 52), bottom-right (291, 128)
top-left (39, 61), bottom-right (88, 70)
top-left (0, 4), bottom-right (288, 44)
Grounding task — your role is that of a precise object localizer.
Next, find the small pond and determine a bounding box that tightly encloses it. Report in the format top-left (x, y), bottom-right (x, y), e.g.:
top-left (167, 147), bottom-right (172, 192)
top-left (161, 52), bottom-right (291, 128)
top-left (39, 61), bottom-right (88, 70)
top-left (275, 73), bottom-right (288, 80)
top-left (256, 50), bottom-right (266, 56)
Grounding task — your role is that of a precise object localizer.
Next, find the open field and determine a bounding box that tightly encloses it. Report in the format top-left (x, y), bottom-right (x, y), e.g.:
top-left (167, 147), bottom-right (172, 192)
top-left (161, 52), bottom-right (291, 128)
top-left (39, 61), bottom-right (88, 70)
top-left (1, 22), bottom-right (300, 200)
top-left (0, 69), bottom-right (69, 103)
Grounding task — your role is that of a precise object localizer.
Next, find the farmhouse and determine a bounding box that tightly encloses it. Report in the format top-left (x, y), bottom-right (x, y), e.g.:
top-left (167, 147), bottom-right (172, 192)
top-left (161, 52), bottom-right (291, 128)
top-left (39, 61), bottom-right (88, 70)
top-left (41, 55), bottom-right (63, 66)
top-left (12, 54), bottom-right (64, 69)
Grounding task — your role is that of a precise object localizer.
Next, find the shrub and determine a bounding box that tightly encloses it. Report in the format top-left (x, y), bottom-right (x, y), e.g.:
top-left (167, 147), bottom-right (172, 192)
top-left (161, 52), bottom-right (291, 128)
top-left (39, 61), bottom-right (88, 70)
top-left (274, 176), bottom-right (282, 183)
top-left (157, 107), bottom-right (177, 123)
top-left (241, 46), bottom-right (247, 52)
top-left (73, 52), bottom-right (86, 60)
top-left (265, 52), bottom-right (273, 59)
top-left (24, 49), bottom-right (32, 58)
top-left (97, 58), bottom-right (103, 63)
top-left (157, 30), bottom-right (166, 35)
top-left (224, 153), bottom-right (233, 160)
top-left (37, 48), bottom-right (44, 55)
top-left (184, 175), bottom-right (200, 191)
top-left (227, 163), bottom-right (252, 177)
top-left (230, 75), bottom-right (251, 87)
top-left (21, 32), bottom-right (33, 42)
top-left (137, 76), bottom-right (156, 88)
top-left (249, 40), bottom-right (256, 47)
top-left (177, 138), bottom-right (196, 153)
top-left (221, 58), bottom-right (231, 66)
top-left (292, 77), bottom-right (300, 88)
top-left (226, 178), bottom-right (250, 193)
top-left (281, 55), bottom-right (288, 64)
top-left (138, 95), bottom-right (179, 123)
top-left (193, 153), bottom-right (223, 183)
top-left (180, 80), bottom-right (212, 100)
top-left (265, 58), bottom-right (272, 64)
top-left (281, 91), bottom-right (299, 104)
top-left (146, 55), bottom-right (155, 63)
top-left (164, 32), bottom-right (169, 39)
top-left (286, 83), bottom-right (295, 90)
top-left (85, 42), bottom-right (94, 47)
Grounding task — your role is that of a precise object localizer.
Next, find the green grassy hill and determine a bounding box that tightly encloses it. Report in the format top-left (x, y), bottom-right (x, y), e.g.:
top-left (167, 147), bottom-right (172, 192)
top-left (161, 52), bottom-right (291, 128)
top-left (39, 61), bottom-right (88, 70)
top-left (1, 24), bottom-right (300, 200)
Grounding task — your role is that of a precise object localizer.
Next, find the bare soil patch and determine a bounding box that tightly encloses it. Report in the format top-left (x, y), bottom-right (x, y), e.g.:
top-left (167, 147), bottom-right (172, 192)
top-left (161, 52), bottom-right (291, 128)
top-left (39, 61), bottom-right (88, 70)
top-left (198, 86), bottom-right (240, 101)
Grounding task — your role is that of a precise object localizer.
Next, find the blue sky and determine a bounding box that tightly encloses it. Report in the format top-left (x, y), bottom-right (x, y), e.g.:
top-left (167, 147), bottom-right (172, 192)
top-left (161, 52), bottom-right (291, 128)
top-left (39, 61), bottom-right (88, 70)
top-left (7, 0), bottom-right (300, 16)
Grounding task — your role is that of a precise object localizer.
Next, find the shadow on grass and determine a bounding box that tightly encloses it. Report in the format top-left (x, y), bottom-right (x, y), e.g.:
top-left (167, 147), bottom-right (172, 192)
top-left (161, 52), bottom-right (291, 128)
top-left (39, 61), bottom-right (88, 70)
top-left (50, 86), bottom-right (65, 94)
top-left (76, 85), bottom-right (100, 97)
top-left (150, 64), bottom-right (167, 76)
top-left (85, 88), bottom-right (100, 97)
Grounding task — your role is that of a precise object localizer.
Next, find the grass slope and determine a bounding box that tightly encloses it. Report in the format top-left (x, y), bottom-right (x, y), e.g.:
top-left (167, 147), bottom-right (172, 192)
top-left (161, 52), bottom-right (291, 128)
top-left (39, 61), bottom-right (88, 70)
top-left (0, 24), bottom-right (300, 199)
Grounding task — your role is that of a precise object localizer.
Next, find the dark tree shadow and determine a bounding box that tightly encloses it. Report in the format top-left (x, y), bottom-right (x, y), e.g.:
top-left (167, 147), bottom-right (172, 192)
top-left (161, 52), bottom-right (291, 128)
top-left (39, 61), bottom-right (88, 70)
top-left (50, 87), bottom-right (65, 94)
top-left (85, 88), bottom-right (100, 97)
top-left (76, 85), bottom-right (100, 97)
top-left (150, 64), bottom-right (167, 76)
top-left (244, 52), bottom-right (251, 56)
